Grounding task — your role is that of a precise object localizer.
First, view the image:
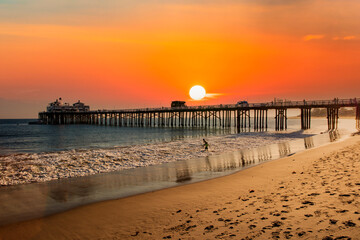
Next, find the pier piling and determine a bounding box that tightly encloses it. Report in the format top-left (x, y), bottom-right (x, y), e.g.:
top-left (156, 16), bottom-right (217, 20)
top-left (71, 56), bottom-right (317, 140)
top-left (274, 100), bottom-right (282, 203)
top-left (327, 107), bottom-right (339, 131)
top-left (253, 109), bottom-right (267, 131)
top-left (275, 108), bottom-right (287, 131)
top-left (301, 108), bottom-right (311, 130)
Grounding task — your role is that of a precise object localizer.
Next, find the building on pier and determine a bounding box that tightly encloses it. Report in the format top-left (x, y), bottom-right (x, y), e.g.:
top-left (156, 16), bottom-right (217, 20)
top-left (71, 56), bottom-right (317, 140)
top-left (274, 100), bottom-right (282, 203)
top-left (46, 98), bottom-right (90, 112)
top-left (72, 100), bottom-right (90, 112)
top-left (171, 101), bottom-right (187, 108)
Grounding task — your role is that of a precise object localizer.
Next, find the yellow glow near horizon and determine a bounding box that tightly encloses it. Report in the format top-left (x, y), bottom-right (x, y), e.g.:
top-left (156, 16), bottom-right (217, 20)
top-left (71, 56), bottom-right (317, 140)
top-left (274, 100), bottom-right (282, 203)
top-left (189, 85), bottom-right (206, 100)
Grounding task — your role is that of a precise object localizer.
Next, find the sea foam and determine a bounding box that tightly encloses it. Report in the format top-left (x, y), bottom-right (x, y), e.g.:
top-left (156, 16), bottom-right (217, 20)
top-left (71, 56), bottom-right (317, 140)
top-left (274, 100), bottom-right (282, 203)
top-left (0, 132), bottom-right (306, 186)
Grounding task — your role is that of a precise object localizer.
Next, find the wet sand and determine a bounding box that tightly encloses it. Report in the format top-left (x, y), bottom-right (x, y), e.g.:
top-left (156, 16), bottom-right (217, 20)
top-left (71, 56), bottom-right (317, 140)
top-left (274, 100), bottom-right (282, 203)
top-left (0, 135), bottom-right (360, 240)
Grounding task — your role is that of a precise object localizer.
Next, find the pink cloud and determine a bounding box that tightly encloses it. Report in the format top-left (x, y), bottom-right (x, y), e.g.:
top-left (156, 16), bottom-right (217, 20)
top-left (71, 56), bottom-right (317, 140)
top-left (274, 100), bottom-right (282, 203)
top-left (303, 34), bottom-right (324, 41)
top-left (343, 36), bottom-right (356, 40)
top-left (205, 93), bottom-right (224, 99)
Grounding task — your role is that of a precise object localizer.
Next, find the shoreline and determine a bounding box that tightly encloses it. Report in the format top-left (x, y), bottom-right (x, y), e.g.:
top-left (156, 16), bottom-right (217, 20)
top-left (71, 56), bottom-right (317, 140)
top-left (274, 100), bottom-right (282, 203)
top-left (0, 131), bottom-right (311, 186)
top-left (1, 134), bottom-right (359, 239)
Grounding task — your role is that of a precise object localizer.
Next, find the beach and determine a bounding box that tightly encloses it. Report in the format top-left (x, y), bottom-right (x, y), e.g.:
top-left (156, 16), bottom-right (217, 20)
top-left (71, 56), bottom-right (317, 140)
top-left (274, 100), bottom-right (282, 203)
top-left (0, 135), bottom-right (359, 239)
top-left (2, 0), bottom-right (360, 238)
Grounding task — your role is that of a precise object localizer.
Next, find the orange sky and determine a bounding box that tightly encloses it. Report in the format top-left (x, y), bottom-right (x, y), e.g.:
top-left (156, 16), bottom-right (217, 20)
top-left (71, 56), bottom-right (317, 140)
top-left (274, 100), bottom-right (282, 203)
top-left (0, 0), bottom-right (360, 118)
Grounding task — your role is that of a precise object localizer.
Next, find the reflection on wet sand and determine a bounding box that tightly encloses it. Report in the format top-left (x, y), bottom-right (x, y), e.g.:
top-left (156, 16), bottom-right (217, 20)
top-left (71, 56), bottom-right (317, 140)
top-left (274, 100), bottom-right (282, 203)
top-left (47, 182), bottom-right (95, 203)
top-left (257, 147), bottom-right (272, 162)
top-left (329, 130), bottom-right (340, 142)
top-left (0, 131), bottom-right (346, 226)
top-left (278, 142), bottom-right (291, 157)
top-left (304, 137), bottom-right (314, 149)
top-left (175, 162), bottom-right (192, 183)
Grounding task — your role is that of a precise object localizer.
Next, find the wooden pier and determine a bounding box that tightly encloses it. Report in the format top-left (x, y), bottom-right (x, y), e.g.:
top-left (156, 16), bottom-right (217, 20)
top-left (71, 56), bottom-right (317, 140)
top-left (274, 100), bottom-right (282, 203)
top-left (38, 98), bottom-right (360, 132)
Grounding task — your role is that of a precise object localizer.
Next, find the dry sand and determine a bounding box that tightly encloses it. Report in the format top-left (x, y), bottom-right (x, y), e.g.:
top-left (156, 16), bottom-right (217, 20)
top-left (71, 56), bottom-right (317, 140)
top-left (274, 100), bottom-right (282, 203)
top-left (1, 135), bottom-right (360, 240)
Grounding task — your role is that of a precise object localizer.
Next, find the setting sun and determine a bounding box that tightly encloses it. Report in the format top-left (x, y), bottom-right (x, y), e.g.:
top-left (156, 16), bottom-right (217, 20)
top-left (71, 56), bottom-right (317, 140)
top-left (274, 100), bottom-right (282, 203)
top-left (189, 85), bottom-right (206, 100)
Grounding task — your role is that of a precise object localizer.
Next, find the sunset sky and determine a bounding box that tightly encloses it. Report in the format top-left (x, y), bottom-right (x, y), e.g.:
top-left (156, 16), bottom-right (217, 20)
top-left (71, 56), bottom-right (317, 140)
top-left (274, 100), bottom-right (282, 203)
top-left (1, 0), bottom-right (359, 118)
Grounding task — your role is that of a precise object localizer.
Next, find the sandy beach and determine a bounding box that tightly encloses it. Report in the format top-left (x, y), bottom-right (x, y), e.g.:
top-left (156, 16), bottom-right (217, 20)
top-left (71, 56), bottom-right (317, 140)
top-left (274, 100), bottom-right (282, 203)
top-left (1, 135), bottom-right (360, 240)
top-left (2, 0), bottom-right (360, 238)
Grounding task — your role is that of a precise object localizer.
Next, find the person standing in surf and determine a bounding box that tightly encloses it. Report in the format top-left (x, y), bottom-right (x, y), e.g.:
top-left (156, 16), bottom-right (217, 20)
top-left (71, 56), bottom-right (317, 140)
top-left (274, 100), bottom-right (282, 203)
top-left (203, 139), bottom-right (209, 151)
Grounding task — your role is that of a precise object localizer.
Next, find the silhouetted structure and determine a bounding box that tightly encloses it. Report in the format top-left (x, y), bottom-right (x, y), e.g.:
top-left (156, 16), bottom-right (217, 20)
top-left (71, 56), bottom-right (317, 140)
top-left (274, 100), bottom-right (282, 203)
top-left (171, 101), bottom-right (186, 108)
top-left (47, 98), bottom-right (89, 112)
top-left (38, 98), bottom-right (360, 132)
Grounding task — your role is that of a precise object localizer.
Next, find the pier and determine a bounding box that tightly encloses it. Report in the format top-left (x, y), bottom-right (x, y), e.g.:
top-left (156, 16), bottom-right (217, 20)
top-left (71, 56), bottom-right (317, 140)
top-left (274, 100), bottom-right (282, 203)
top-left (38, 98), bottom-right (360, 131)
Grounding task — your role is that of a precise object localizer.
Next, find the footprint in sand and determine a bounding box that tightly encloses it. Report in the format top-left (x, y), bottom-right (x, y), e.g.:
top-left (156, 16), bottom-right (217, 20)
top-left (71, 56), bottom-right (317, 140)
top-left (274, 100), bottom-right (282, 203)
top-left (343, 220), bottom-right (356, 227)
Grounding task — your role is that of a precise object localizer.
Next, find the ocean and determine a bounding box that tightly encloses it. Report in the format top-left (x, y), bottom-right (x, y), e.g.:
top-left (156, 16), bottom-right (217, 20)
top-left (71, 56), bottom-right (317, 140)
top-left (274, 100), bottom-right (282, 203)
top-left (0, 117), bottom-right (354, 155)
top-left (0, 117), bottom-right (357, 225)
top-left (0, 119), bottom-right (232, 155)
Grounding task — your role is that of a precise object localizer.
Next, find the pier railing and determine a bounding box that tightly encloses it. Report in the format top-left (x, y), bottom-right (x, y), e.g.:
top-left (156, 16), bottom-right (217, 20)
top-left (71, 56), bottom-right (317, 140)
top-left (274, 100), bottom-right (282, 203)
top-left (94, 98), bottom-right (358, 113)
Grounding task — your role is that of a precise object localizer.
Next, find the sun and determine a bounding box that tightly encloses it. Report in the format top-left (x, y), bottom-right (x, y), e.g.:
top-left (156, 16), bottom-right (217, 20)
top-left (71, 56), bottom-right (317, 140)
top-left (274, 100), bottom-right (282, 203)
top-left (189, 85), bottom-right (206, 100)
